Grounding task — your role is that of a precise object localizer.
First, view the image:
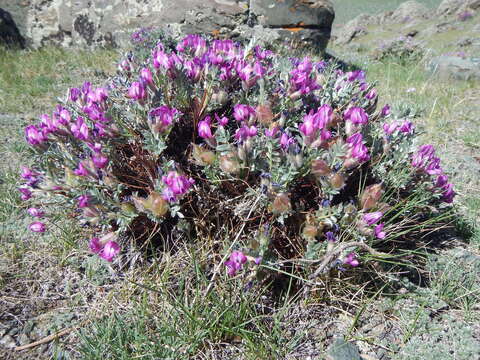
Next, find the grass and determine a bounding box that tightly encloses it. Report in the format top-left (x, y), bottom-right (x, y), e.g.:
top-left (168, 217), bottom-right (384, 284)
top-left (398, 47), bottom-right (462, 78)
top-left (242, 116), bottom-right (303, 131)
top-left (0, 46), bottom-right (117, 114)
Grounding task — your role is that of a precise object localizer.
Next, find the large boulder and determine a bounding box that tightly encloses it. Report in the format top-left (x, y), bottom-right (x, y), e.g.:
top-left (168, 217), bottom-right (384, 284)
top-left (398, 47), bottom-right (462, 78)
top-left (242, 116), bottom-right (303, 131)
top-left (333, 14), bottom-right (372, 45)
top-left (437, 0), bottom-right (480, 16)
top-left (0, 0), bottom-right (334, 50)
top-left (249, 0), bottom-right (334, 50)
top-left (390, 1), bottom-right (429, 23)
top-left (428, 55), bottom-right (480, 81)
top-left (0, 7), bottom-right (25, 48)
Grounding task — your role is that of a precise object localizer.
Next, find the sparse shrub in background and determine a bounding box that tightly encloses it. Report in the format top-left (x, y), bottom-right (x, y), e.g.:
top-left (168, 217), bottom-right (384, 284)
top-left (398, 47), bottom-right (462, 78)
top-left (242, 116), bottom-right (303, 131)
top-left (18, 32), bottom-right (455, 286)
top-left (374, 36), bottom-right (425, 65)
top-left (457, 10), bottom-right (474, 22)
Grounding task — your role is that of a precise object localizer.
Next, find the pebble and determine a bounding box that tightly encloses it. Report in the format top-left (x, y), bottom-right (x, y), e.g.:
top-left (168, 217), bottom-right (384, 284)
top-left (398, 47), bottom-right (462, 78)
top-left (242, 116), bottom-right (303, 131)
top-left (0, 335), bottom-right (17, 349)
top-left (327, 338), bottom-right (362, 360)
top-left (18, 333), bottom-right (30, 346)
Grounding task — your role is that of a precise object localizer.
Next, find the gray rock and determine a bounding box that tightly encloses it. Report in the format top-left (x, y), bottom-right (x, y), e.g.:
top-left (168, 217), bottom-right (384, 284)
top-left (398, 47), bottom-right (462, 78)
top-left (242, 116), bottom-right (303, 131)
top-left (327, 338), bottom-right (362, 360)
top-left (18, 333), bottom-right (30, 346)
top-left (333, 14), bottom-right (371, 45)
top-left (0, 335), bottom-right (16, 349)
top-left (428, 56), bottom-right (480, 81)
top-left (0, 0), bottom-right (335, 50)
top-left (250, 0), bottom-right (334, 28)
top-left (390, 1), bottom-right (429, 23)
top-left (0, 7), bottom-right (25, 47)
top-left (436, 0), bottom-right (480, 16)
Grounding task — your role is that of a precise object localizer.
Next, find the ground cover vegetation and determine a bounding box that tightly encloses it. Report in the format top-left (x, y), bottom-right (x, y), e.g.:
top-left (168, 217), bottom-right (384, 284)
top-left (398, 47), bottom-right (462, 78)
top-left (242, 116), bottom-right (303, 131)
top-left (1, 4), bottom-right (479, 360)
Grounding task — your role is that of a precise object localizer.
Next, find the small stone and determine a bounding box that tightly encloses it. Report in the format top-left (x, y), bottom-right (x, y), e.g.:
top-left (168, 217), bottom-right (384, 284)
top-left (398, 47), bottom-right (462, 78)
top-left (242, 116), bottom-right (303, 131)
top-left (0, 335), bottom-right (17, 349)
top-left (18, 333), bottom-right (30, 346)
top-left (8, 327), bottom-right (19, 336)
top-left (327, 338), bottom-right (362, 360)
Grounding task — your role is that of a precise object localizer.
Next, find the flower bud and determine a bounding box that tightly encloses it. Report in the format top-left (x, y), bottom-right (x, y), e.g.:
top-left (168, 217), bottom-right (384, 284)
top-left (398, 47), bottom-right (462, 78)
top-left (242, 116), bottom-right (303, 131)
top-left (329, 173), bottom-right (345, 189)
top-left (145, 192), bottom-right (169, 217)
top-left (302, 224), bottom-right (318, 239)
top-left (220, 153), bottom-right (241, 175)
top-left (360, 184), bottom-right (383, 211)
top-left (271, 192), bottom-right (291, 215)
top-left (192, 144), bottom-right (215, 166)
top-left (211, 89), bottom-right (228, 105)
top-left (121, 203), bottom-right (136, 214)
top-left (311, 159), bottom-right (331, 178)
top-left (256, 103), bottom-right (274, 125)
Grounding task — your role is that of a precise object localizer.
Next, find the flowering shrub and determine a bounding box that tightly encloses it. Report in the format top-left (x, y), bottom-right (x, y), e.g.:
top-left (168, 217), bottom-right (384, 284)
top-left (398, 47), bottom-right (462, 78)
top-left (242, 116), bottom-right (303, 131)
top-left (19, 34), bottom-right (454, 283)
top-left (374, 36), bottom-right (424, 64)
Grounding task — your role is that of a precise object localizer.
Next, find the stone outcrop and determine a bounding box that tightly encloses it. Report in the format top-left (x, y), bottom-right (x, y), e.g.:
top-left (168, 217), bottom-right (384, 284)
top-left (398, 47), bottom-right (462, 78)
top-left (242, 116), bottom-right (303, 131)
top-left (437, 0), bottom-right (480, 16)
top-left (0, 0), bottom-right (334, 50)
top-left (332, 14), bottom-right (372, 45)
top-left (389, 1), bottom-right (429, 23)
top-left (0, 7), bottom-right (25, 48)
top-left (428, 55), bottom-right (480, 81)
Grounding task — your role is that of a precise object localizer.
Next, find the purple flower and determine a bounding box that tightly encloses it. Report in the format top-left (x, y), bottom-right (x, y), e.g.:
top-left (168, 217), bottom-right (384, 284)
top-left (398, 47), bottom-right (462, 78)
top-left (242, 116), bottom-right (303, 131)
top-left (412, 145), bottom-right (444, 175)
top-left (153, 50), bottom-right (172, 70)
top-left (215, 113), bottom-right (228, 127)
top-left (435, 175), bottom-right (449, 188)
top-left (20, 166), bottom-right (38, 181)
top-left (27, 207), bottom-right (45, 218)
top-left (18, 187), bottom-right (32, 201)
top-left (235, 125), bottom-right (257, 142)
top-left (69, 87), bottom-right (81, 102)
top-left (383, 122), bottom-right (398, 135)
top-left (40, 114), bottom-right (58, 134)
top-left (344, 252), bottom-right (359, 267)
top-left (398, 120), bottom-right (414, 134)
top-left (345, 133), bottom-right (370, 165)
top-left (78, 195), bottom-right (90, 208)
top-left (299, 111), bottom-right (317, 137)
top-left (59, 108), bottom-right (71, 124)
top-left (225, 250), bottom-right (247, 276)
top-left (346, 70), bottom-right (365, 82)
top-left (365, 88), bottom-right (377, 100)
top-left (441, 183), bottom-right (455, 203)
top-left (29, 221), bottom-right (46, 233)
top-left (73, 162), bottom-right (89, 177)
top-left (344, 107), bottom-right (368, 125)
top-left (94, 87), bottom-right (109, 103)
top-left (280, 132), bottom-right (294, 150)
top-left (184, 60), bottom-right (202, 81)
top-left (233, 104), bottom-right (255, 122)
top-left (363, 211), bottom-right (383, 226)
top-left (162, 171), bottom-right (194, 202)
top-left (71, 117), bottom-right (89, 141)
top-left (92, 153), bottom-right (109, 169)
top-left (140, 67), bottom-right (153, 85)
top-left (89, 237), bottom-right (102, 254)
top-left (198, 116), bottom-right (213, 139)
top-left (265, 126), bottom-right (279, 138)
top-left (118, 59), bottom-right (131, 72)
top-left (25, 125), bottom-right (47, 146)
top-left (99, 241), bottom-right (121, 262)
top-left (326, 231), bottom-right (336, 242)
top-left (150, 106), bottom-right (179, 133)
top-left (381, 104), bottom-right (391, 117)
top-left (128, 81), bottom-right (146, 101)
top-left (374, 223), bottom-right (386, 239)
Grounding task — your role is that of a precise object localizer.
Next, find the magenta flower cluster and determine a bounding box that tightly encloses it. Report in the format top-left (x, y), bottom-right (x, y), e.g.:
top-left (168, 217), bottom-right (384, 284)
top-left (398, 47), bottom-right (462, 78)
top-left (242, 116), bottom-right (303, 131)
top-left (412, 145), bottom-right (455, 203)
top-left (19, 32), bottom-right (456, 275)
